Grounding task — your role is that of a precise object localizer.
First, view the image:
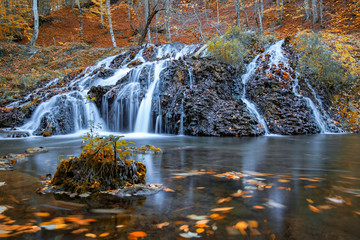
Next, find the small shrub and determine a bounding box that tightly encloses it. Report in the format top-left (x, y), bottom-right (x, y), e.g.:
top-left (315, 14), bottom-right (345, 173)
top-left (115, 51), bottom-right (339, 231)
top-left (207, 27), bottom-right (276, 71)
top-left (293, 32), bottom-right (348, 89)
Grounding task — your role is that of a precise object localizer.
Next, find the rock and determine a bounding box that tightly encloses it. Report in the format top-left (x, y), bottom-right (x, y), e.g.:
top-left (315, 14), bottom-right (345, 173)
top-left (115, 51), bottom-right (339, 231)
top-left (25, 147), bottom-right (49, 154)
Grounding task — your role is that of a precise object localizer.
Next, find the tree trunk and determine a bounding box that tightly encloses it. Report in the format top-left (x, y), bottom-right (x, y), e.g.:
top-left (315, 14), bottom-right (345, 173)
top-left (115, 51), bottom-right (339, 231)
top-left (138, 5), bottom-right (162, 45)
top-left (29, 0), bottom-right (39, 47)
top-left (144, 0), bottom-right (151, 43)
top-left (234, 0), bottom-right (241, 28)
top-left (100, 0), bottom-right (105, 28)
top-left (241, 0), bottom-right (249, 27)
top-left (216, 0), bottom-right (219, 23)
top-left (257, 2), bottom-right (263, 34)
top-left (304, 0), bottom-right (311, 21)
top-left (312, 0), bottom-right (318, 23)
top-left (165, 0), bottom-right (172, 43)
top-left (76, 0), bottom-right (84, 42)
top-left (319, 0), bottom-right (323, 25)
top-left (106, 0), bottom-right (117, 47)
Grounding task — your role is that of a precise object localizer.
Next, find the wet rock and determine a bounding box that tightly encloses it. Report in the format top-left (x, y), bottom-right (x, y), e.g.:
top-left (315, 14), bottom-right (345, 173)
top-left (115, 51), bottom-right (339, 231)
top-left (25, 147), bottom-right (49, 154)
top-left (0, 129), bottom-right (30, 138)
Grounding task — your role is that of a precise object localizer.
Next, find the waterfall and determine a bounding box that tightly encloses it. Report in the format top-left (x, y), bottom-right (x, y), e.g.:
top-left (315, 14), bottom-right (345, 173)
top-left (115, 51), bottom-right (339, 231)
top-left (134, 61), bottom-right (165, 133)
top-left (240, 50), bottom-right (269, 134)
top-left (239, 40), bottom-right (336, 134)
top-left (12, 40), bottom-right (337, 137)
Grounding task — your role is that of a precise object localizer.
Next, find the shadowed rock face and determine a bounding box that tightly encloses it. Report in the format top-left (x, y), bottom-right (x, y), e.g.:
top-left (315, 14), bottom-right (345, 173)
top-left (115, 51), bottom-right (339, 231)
top-left (1, 42), bottom-right (342, 136)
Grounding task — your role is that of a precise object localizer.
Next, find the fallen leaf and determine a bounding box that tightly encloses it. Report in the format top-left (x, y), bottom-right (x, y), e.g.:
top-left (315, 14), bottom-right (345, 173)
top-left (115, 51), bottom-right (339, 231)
top-left (33, 212), bottom-right (50, 217)
top-left (354, 211), bottom-right (360, 215)
top-left (306, 199), bottom-right (314, 204)
top-left (304, 185), bottom-right (317, 188)
top-left (196, 228), bottom-right (205, 233)
top-left (195, 224), bottom-right (209, 228)
top-left (71, 228), bottom-right (88, 234)
top-left (253, 205), bottom-right (265, 209)
top-left (248, 220), bottom-right (258, 228)
top-left (128, 231), bottom-right (147, 238)
top-left (196, 219), bottom-right (209, 225)
top-left (99, 232), bottom-right (110, 237)
top-left (85, 233), bottom-right (97, 238)
top-left (179, 225), bottom-right (189, 232)
top-left (217, 197), bottom-right (232, 203)
top-left (317, 205), bottom-right (333, 210)
top-left (156, 222), bottom-right (169, 229)
top-left (309, 204), bottom-right (322, 213)
top-left (211, 207), bottom-right (234, 212)
top-left (116, 225), bottom-right (125, 228)
top-left (234, 221), bottom-right (248, 235)
top-left (278, 179), bottom-right (290, 183)
top-left (231, 190), bottom-right (244, 197)
top-left (163, 187), bottom-right (175, 192)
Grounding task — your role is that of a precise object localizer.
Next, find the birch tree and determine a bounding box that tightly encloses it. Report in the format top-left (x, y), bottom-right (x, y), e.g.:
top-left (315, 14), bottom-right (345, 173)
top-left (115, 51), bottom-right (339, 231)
top-left (29, 0), bottom-right (39, 47)
top-left (106, 0), bottom-right (117, 47)
top-left (312, 0), bottom-right (318, 23)
top-left (165, 0), bottom-right (172, 43)
top-left (304, 0), bottom-right (311, 21)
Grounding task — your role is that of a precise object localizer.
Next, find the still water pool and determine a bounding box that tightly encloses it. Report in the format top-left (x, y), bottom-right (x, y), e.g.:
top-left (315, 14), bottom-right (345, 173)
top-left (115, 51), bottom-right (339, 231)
top-left (0, 134), bottom-right (359, 239)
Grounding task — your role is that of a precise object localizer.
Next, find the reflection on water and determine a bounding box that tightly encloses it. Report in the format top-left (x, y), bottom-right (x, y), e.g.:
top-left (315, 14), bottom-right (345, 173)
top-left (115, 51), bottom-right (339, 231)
top-left (0, 134), bottom-right (359, 239)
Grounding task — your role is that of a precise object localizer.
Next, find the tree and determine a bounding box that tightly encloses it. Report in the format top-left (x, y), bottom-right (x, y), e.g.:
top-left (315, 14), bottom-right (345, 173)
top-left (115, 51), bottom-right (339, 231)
top-left (312, 0), bottom-right (318, 23)
top-left (29, 0), bottom-right (39, 47)
top-left (304, 0), bottom-right (311, 21)
top-left (165, 0), bottom-right (172, 42)
top-left (137, 0), bottom-right (163, 45)
top-left (73, 0), bottom-right (84, 42)
top-left (106, 0), bottom-right (117, 47)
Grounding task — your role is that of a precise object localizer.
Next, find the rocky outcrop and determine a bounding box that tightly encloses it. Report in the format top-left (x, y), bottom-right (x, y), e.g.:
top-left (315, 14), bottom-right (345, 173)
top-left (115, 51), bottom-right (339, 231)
top-left (158, 59), bottom-right (264, 136)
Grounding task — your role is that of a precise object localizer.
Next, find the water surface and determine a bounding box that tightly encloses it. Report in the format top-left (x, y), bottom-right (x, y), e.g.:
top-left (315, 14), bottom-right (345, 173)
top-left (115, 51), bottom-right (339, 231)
top-left (0, 134), bottom-right (359, 239)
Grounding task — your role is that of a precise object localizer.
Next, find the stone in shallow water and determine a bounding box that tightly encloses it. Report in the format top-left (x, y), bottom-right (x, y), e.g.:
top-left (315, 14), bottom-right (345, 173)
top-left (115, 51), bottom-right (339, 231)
top-left (25, 147), bottom-right (49, 154)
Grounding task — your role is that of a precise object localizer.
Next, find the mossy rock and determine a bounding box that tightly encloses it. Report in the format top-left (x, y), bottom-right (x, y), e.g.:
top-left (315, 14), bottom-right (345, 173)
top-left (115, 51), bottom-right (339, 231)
top-left (51, 153), bottom-right (146, 194)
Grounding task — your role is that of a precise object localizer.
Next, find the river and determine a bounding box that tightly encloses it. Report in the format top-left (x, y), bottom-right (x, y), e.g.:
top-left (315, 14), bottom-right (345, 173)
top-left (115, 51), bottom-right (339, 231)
top-left (0, 133), bottom-right (359, 239)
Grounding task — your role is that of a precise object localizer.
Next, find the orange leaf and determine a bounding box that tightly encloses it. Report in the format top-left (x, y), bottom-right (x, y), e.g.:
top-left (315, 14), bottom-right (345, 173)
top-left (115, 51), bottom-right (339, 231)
top-left (99, 232), bottom-right (110, 237)
top-left (129, 231), bottom-right (147, 238)
top-left (217, 197), bottom-right (232, 204)
top-left (253, 205), bottom-right (265, 209)
top-left (211, 207), bottom-right (234, 212)
top-left (85, 233), bottom-right (97, 238)
top-left (234, 221), bottom-right (248, 235)
top-left (156, 222), bottom-right (169, 229)
top-left (71, 228), bottom-right (88, 234)
top-left (196, 228), bottom-right (205, 233)
top-left (33, 212), bottom-right (50, 217)
top-left (306, 199), bottom-right (314, 204)
top-left (309, 205), bottom-right (322, 213)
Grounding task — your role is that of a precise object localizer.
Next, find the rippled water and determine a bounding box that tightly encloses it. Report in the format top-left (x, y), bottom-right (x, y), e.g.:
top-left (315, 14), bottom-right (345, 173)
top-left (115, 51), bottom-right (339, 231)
top-left (0, 134), bottom-right (359, 239)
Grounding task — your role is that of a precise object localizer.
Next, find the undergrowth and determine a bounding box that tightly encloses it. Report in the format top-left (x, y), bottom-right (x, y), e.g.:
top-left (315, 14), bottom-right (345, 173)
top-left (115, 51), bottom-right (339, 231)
top-left (207, 27), bottom-right (277, 71)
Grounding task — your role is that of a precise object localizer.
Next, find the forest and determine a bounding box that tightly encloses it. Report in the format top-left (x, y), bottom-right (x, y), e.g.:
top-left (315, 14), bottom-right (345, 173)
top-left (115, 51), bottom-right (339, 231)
top-left (0, 0), bottom-right (360, 239)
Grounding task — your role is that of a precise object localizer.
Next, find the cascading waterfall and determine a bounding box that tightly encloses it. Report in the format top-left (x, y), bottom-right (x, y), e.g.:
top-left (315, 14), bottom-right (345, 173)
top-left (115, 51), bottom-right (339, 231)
top-left (134, 61), bottom-right (165, 133)
top-left (240, 40), bottom-right (335, 134)
top-left (266, 40), bottom-right (332, 133)
top-left (240, 50), bottom-right (270, 135)
top-left (12, 40), bottom-right (338, 137)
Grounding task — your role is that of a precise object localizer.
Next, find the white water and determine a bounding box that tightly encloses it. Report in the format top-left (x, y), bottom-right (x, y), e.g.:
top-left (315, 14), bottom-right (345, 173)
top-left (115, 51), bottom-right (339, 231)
top-left (134, 61), bottom-right (165, 133)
